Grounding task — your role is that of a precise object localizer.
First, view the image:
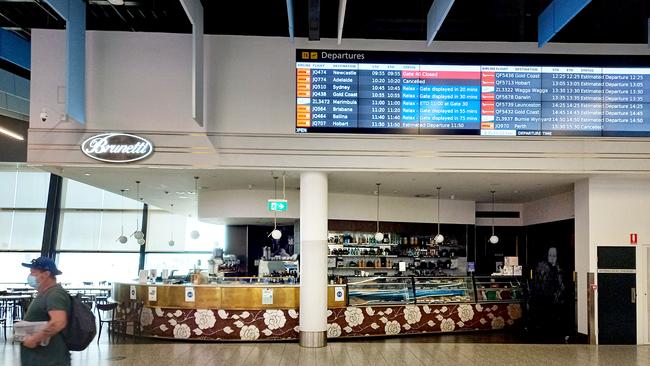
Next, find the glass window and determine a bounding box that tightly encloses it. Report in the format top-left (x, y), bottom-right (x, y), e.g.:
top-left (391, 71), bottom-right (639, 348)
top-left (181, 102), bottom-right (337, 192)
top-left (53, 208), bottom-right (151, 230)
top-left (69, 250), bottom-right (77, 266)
top-left (0, 252), bottom-right (40, 285)
top-left (58, 177), bottom-right (143, 252)
top-left (56, 252), bottom-right (140, 285)
top-left (10, 211), bottom-right (46, 250)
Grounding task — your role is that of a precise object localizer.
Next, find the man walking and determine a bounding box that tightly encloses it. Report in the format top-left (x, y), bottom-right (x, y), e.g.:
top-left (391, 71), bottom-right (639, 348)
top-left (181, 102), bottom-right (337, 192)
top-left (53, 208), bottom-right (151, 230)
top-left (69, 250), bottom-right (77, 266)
top-left (20, 257), bottom-right (71, 366)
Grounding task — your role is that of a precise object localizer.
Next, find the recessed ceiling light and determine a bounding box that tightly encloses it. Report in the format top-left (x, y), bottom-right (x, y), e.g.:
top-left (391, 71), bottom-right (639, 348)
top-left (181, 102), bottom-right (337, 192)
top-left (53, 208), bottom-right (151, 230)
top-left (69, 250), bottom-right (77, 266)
top-left (179, 196), bottom-right (189, 199)
top-left (122, 188), bottom-right (130, 191)
top-left (84, 173), bottom-right (91, 176)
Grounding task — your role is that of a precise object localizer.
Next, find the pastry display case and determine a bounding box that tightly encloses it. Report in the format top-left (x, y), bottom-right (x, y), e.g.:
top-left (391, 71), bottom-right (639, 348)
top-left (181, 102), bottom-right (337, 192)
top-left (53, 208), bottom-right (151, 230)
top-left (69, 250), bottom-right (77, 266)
top-left (413, 276), bottom-right (474, 304)
top-left (346, 276), bottom-right (414, 306)
top-left (474, 276), bottom-right (526, 303)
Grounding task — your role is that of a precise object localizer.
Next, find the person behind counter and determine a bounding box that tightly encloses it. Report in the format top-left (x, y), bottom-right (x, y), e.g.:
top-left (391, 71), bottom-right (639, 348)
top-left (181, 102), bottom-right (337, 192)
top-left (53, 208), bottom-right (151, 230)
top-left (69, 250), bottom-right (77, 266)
top-left (20, 257), bottom-right (71, 366)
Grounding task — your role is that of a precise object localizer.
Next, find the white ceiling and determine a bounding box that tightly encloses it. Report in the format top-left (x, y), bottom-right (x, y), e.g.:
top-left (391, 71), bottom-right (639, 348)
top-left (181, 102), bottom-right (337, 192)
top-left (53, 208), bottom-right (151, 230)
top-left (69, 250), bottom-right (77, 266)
top-left (30, 166), bottom-right (595, 216)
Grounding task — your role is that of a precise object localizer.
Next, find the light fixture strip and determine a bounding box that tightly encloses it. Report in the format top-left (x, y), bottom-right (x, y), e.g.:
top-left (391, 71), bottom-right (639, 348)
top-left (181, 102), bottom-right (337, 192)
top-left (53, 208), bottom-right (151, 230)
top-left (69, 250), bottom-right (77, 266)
top-left (0, 126), bottom-right (24, 141)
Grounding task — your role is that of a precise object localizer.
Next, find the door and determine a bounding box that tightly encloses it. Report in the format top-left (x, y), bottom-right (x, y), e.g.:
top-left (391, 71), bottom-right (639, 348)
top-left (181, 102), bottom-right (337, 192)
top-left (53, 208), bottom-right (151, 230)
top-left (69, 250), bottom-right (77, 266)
top-left (597, 246), bottom-right (636, 344)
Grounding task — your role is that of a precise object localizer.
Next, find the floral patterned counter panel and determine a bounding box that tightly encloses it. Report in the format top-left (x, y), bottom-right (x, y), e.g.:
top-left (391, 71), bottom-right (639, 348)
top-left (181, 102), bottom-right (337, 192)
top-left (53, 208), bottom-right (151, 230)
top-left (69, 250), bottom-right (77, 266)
top-left (138, 302), bottom-right (523, 341)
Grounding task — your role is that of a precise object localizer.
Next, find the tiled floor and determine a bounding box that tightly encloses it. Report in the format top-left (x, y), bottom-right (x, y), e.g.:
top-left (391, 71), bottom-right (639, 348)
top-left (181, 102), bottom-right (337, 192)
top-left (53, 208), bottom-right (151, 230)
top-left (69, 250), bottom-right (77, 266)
top-left (1, 329), bottom-right (649, 366)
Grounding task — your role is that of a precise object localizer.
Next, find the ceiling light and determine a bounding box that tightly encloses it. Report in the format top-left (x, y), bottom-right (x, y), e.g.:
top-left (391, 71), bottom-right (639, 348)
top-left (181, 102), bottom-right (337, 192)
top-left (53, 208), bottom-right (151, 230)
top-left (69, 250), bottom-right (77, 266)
top-left (107, 0), bottom-right (125, 5)
top-left (489, 190), bottom-right (499, 244)
top-left (84, 173), bottom-right (91, 176)
top-left (0, 126), bottom-right (24, 141)
top-left (374, 182), bottom-right (384, 242)
top-left (434, 187), bottom-right (444, 244)
top-left (268, 175), bottom-right (282, 240)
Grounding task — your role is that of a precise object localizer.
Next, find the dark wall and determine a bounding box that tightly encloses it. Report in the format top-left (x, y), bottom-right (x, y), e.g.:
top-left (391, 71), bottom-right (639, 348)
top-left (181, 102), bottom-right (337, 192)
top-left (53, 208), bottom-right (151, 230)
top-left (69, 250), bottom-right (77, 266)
top-left (472, 225), bottom-right (525, 275)
top-left (0, 115), bottom-right (27, 162)
top-left (525, 218), bottom-right (576, 339)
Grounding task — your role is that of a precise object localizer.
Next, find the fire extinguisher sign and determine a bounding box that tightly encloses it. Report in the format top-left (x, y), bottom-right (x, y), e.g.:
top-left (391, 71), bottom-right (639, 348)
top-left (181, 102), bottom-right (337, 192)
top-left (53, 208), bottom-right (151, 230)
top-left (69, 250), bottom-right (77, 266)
top-left (630, 233), bottom-right (638, 245)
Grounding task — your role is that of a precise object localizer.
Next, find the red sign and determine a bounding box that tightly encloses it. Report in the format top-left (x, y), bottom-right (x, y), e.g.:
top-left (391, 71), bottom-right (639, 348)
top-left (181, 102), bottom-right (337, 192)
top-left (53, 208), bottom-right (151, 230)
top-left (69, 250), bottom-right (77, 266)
top-left (590, 284), bottom-right (598, 291)
top-left (630, 233), bottom-right (638, 245)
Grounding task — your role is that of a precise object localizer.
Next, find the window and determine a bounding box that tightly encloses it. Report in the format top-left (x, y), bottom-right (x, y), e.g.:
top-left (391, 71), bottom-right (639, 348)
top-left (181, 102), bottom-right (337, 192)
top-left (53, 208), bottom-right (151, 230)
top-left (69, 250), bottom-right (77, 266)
top-left (58, 178), bottom-right (143, 251)
top-left (0, 169), bottom-right (48, 251)
top-left (56, 252), bottom-right (140, 285)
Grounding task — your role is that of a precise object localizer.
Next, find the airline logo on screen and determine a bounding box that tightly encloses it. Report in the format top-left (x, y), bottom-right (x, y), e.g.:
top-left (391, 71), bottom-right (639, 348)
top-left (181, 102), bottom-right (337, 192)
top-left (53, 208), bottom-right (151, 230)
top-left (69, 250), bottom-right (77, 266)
top-left (81, 133), bottom-right (154, 163)
top-left (300, 50), bottom-right (365, 61)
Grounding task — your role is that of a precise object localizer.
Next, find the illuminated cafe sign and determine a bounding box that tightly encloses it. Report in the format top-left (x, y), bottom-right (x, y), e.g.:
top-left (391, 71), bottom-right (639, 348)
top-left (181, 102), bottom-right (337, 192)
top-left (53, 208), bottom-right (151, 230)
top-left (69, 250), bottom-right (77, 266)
top-left (81, 133), bottom-right (153, 163)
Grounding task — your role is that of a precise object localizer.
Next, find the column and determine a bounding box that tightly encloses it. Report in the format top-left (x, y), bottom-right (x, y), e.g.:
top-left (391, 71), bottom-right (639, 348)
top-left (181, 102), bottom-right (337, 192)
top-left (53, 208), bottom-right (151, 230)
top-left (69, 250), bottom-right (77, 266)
top-left (299, 171), bottom-right (328, 347)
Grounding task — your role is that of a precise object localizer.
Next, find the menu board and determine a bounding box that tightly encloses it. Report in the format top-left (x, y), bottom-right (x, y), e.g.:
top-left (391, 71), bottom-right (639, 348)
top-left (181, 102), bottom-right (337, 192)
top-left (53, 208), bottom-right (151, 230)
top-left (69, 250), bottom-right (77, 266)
top-left (295, 50), bottom-right (650, 137)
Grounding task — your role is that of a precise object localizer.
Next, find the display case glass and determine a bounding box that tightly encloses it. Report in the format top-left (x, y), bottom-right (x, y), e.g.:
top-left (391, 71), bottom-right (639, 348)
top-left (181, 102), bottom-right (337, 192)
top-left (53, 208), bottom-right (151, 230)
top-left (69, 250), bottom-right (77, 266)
top-left (413, 277), bottom-right (473, 304)
top-left (474, 276), bottom-right (526, 303)
top-left (346, 276), bottom-right (414, 306)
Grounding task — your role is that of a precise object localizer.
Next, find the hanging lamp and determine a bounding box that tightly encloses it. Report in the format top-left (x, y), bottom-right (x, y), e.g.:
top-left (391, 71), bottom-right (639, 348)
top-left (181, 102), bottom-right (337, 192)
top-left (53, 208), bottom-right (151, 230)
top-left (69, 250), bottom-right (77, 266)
top-left (270, 175), bottom-right (282, 240)
top-left (132, 180), bottom-right (145, 245)
top-left (434, 186), bottom-right (444, 244)
top-left (374, 183), bottom-right (384, 242)
top-left (489, 190), bottom-right (499, 244)
top-left (117, 189), bottom-right (128, 244)
top-left (168, 203), bottom-right (175, 247)
top-left (190, 176), bottom-right (201, 240)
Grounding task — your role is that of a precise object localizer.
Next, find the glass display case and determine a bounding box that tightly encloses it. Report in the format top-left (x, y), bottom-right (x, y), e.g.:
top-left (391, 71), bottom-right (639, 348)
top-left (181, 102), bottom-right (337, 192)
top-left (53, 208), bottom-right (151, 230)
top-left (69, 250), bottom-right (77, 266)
top-left (413, 277), bottom-right (473, 304)
top-left (346, 276), bottom-right (414, 306)
top-left (474, 276), bottom-right (526, 303)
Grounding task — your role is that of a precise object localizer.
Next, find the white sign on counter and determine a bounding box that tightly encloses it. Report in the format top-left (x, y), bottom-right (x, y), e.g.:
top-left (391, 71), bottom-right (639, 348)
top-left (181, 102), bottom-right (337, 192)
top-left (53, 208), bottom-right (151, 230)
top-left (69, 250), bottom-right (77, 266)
top-left (335, 286), bottom-right (345, 302)
top-left (129, 285), bottom-right (137, 300)
top-left (185, 287), bottom-right (195, 302)
top-left (148, 286), bottom-right (157, 302)
top-left (262, 288), bottom-right (273, 305)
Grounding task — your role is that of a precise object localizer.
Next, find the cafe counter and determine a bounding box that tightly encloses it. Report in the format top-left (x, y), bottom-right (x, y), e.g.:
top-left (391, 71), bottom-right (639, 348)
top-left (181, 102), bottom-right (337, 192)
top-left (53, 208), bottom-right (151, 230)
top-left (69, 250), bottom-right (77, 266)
top-left (113, 276), bottom-right (525, 341)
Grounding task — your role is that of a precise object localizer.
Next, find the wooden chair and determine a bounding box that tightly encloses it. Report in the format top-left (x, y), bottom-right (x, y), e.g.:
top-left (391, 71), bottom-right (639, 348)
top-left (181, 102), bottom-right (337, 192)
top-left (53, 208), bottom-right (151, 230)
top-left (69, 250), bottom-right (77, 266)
top-left (0, 303), bottom-right (6, 341)
top-left (95, 302), bottom-right (121, 344)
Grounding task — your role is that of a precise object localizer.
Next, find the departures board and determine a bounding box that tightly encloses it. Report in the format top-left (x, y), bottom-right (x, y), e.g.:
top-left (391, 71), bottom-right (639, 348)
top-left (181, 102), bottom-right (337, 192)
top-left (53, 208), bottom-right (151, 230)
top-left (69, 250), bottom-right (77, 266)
top-left (295, 49), bottom-right (650, 137)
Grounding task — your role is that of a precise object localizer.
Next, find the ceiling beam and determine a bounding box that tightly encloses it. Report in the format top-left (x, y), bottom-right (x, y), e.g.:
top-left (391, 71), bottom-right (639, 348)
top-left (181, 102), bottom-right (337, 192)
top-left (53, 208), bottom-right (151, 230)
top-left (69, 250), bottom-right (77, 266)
top-left (538, 0), bottom-right (592, 47)
top-left (337, 0), bottom-right (347, 45)
top-left (42, 0), bottom-right (86, 124)
top-left (179, 0), bottom-right (204, 127)
top-left (426, 0), bottom-right (455, 46)
top-left (308, 0), bottom-right (320, 41)
top-left (286, 0), bottom-right (294, 42)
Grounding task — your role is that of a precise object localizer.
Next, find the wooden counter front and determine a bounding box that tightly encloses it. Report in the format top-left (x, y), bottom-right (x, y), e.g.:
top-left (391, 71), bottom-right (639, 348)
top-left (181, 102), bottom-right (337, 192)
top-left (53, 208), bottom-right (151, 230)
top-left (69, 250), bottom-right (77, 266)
top-left (111, 283), bottom-right (522, 342)
top-left (113, 282), bottom-right (346, 310)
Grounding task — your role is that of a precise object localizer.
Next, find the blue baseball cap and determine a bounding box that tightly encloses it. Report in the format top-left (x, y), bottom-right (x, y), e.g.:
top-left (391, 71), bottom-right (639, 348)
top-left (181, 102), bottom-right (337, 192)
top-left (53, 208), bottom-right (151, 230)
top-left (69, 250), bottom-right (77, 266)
top-left (22, 256), bottom-right (63, 275)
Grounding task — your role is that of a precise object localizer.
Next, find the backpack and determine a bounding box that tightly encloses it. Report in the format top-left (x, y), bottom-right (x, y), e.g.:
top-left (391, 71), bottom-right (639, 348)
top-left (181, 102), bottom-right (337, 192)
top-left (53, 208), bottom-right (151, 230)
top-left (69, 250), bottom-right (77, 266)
top-left (62, 294), bottom-right (97, 351)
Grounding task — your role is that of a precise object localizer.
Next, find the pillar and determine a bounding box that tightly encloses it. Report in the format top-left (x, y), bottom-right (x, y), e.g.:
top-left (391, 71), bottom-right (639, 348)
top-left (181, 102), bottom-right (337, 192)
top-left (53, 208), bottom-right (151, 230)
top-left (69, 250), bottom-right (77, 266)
top-left (299, 171), bottom-right (328, 347)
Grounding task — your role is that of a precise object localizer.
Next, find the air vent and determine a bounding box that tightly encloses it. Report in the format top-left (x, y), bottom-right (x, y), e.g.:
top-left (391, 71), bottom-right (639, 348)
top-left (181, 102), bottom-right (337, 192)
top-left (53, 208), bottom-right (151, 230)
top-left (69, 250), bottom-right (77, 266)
top-left (414, 194), bottom-right (432, 198)
top-left (475, 211), bottom-right (520, 218)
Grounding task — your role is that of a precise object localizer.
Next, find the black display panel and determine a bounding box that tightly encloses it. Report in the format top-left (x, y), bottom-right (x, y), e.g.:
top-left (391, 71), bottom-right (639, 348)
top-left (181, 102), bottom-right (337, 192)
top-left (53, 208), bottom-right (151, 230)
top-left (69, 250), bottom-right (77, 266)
top-left (295, 49), bottom-right (650, 137)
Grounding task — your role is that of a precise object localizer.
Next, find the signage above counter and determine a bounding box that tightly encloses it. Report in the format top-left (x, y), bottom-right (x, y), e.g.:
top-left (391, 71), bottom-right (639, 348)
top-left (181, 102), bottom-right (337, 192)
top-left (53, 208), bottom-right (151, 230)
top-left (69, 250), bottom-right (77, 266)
top-left (81, 133), bottom-right (154, 163)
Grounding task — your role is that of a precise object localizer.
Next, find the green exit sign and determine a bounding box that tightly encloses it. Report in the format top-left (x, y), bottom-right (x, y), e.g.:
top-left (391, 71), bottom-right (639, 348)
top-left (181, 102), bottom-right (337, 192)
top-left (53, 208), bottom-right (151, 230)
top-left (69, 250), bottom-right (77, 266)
top-left (268, 199), bottom-right (288, 212)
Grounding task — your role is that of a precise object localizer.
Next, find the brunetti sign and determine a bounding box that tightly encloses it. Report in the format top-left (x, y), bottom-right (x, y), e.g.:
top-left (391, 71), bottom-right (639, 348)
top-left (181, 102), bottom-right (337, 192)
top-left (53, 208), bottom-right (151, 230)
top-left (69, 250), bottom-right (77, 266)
top-left (81, 133), bottom-right (154, 163)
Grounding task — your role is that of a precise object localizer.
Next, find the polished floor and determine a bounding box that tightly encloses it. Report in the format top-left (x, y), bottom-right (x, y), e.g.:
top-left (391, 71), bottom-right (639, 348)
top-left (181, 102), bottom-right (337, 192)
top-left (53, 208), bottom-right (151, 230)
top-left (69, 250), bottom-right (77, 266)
top-left (1, 328), bottom-right (649, 366)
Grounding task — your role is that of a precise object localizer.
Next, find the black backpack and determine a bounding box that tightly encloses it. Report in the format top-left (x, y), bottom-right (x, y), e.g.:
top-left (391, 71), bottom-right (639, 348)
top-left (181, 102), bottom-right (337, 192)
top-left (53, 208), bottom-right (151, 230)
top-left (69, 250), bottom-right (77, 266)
top-left (62, 294), bottom-right (97, 351)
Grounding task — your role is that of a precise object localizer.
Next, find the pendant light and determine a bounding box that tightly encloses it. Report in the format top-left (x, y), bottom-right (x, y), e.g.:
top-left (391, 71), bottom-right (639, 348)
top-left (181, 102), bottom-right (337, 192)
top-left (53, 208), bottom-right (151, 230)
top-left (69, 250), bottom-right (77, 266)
top-left (168, 203), bottom-right (175, 247)
top-left (434, 187), bottom-right (444, 244)
top-left (270, 175), bottom-right (282, 240)
top-left (489, 190), bottom-right (499, 244)
top-left (116, 189), bottom-right (128, 244)
top-left (132, 180), bottom-right (145, 245)
top-left (189, 176), bottom-right (201, 240)
top-left (374, 183), bottom-right (384, 242)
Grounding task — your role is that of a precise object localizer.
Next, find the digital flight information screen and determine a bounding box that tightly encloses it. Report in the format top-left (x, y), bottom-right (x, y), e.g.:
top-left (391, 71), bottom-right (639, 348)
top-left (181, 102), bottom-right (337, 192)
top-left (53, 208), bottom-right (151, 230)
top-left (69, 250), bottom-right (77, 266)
top-left (295, 49), bottom-right (650, 137)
